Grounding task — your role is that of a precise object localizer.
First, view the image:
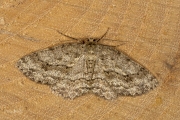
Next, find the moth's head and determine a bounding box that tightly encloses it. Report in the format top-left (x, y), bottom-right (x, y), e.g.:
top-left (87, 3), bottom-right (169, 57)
top-left (81, 28), bottom-right (110, 45)
top-left (81, 38), bottom-right (99, 45)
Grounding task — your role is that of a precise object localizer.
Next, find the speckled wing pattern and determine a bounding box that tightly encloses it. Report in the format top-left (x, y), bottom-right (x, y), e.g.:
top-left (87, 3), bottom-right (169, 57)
top-left (17, 42), bottom-right (158, 100)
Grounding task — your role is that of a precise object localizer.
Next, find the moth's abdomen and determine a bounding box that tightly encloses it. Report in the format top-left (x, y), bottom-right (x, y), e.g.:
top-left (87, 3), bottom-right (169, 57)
top-left (85, 54), bottom-right (96, 80)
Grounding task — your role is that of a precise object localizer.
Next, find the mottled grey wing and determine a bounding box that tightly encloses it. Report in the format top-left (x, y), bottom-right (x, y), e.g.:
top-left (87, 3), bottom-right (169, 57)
top-left (16, 43), bottom-right (90, 99)
top-left (92, 45), bottom-right (158, 99)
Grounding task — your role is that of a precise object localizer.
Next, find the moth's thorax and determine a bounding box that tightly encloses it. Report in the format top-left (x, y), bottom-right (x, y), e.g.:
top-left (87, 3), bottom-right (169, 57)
top-left (84, 44), bottom-right (97, 55)
top-left (85, 45), bottom-right (97, 61)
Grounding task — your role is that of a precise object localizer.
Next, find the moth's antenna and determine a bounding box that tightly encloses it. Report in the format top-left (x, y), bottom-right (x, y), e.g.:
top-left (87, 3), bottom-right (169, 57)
top-left (56, 30), bottom-right (79, 41)
top-left (97, 28), bottom-right (110, 42)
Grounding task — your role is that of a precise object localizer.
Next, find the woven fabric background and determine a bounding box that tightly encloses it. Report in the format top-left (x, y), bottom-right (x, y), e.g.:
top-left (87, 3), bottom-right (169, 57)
top-left (0, 0), bottom-right (180, 120)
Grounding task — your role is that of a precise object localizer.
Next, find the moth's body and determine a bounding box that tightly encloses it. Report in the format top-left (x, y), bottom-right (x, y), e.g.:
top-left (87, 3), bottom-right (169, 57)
top-left (17, 37), bottom-right (158, 100)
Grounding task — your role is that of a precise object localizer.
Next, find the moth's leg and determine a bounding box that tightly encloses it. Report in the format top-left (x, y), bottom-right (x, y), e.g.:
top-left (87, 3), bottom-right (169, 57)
top-left (0, 29), bottom-right (39, 41)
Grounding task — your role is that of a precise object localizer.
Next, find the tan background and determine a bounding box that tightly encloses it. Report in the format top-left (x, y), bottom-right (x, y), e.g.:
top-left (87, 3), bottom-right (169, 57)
top-left (0, 0), bottom-right (180, 120)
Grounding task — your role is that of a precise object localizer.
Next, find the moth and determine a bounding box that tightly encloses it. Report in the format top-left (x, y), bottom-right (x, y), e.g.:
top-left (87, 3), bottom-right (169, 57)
top-left (16, 29), bottom-right (158, 99)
